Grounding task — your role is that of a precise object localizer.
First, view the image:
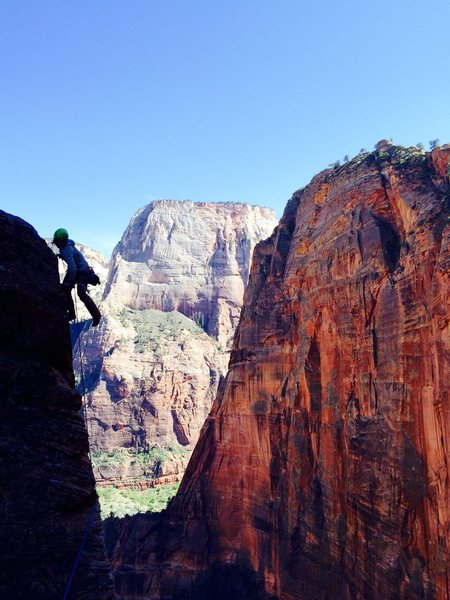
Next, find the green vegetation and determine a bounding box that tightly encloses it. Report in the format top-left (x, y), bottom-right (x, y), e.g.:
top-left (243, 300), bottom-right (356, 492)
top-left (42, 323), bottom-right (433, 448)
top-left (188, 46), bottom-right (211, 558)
top-left (92, 448), bottom-right (130, 469)
top-left (92, 445), bottom-right (189, 475)
top-left (132, 446), bottom-right (170, 465)
top-left (97, 481), bottom-right (180, 518)
top-left (331, 143), bottom-right (440, 175)
top-left (92, 447), bottom-right (188, 517)
top-left (118, 307), bottom-right (217, 354)
top-left (393, 146), bottom-right (427, 166)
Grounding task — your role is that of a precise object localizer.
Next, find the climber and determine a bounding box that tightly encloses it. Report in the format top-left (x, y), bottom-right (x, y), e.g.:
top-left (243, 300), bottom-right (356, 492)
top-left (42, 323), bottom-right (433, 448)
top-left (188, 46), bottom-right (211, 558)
top-left (52, 228), bottom-right (102, 326)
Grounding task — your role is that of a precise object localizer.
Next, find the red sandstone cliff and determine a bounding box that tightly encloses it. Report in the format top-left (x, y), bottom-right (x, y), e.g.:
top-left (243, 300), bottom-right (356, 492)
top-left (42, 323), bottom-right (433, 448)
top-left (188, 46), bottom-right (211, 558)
top-left (108, 143), bottom-right (450, 600)
top-left (0, 211), bottom-right (115, 599)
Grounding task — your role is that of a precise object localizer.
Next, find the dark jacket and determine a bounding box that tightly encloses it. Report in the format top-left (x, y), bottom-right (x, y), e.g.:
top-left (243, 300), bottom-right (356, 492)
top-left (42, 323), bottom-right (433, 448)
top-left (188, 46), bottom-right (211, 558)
top-left (59, 240), bottom-right (90, 286)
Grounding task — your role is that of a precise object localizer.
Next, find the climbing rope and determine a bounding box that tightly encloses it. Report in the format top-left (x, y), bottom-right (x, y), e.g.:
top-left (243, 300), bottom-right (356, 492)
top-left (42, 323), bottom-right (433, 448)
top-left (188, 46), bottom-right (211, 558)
top-left (73, 292), bottom-right (93, 462)
top-left (60, 290), bottom-right (99, 599)
top-left (61, 502), bottom-right (97, 600)
top-left (71, 283), bottom-right (105, 459)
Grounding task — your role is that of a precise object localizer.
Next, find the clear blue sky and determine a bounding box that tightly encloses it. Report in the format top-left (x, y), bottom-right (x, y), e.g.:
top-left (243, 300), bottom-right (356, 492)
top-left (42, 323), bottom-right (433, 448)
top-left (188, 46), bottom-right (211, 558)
top-left (1, 0), bottom-right (449, 255)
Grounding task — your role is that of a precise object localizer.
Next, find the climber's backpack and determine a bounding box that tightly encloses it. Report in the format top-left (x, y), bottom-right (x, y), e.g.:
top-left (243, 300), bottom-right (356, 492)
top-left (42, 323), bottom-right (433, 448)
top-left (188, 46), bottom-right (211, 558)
top-left (88, 267), bottom-right (101, 286)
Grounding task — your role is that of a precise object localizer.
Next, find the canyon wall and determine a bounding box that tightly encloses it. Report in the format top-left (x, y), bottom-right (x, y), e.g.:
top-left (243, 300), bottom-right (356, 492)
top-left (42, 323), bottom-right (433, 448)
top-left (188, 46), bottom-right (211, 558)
top-left (108, 144), bottom-right (450, 599)
top-left (0, 211), bottom-right (114, 598)
top-left (76, 309), bottom-right (227, 488)
top-left (77, 201), bottom-right (277, 490)
top-left (103, 200), bottom-right (278, 348)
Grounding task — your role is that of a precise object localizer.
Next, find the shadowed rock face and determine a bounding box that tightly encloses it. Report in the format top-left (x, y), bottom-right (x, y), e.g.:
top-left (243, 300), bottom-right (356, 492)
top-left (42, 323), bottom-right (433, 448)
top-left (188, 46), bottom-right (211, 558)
top-left (0, 211), bottom-right (114, 599)
top-left (108, 144), bottom-right (450, 599)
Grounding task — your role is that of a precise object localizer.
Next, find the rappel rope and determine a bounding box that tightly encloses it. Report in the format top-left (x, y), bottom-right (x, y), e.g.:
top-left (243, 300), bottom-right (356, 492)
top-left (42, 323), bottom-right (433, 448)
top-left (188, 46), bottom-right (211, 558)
top-left (73, 292), bottom-right (93, 461)
top-left (61, 290), bottom-right (100, 599)
top-left (61, 503), bottom-right (97, 600)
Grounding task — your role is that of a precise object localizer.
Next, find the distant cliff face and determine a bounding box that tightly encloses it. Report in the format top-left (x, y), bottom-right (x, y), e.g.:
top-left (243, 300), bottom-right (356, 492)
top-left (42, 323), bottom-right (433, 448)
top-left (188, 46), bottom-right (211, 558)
top-left (78, 201), bottom-right (277, 491)
top-left (0, 211), bottom-right (114, 599)
top-left (104, 200), bottom-right (278, 347)
top-left (76, 309), bottom-right (227, 488)
top-left (109, 144), bottom-right (450, 599)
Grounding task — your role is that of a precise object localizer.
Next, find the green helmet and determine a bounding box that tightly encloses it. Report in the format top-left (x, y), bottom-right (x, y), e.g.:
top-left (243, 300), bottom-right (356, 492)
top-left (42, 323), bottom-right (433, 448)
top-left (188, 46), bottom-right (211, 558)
top-left (53, 228), bottom-right (69, 242)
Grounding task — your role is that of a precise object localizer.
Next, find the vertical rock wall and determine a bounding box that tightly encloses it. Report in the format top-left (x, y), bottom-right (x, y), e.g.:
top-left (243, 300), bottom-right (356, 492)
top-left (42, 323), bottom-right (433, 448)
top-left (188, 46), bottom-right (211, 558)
top-left (109, 145), bottom-right (450, 599)
top-left (104, 200), bottom-right (278, 348)
top-left (0, 211), bottom-right (114, 599)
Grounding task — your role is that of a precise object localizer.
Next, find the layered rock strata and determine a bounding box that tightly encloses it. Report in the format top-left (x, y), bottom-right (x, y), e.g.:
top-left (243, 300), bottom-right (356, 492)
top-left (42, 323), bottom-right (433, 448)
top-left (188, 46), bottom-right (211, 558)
top-left (103, 200), bottom-right (278, 348)
top-left (78, 201), bottom-right (277, 490)
top-left (75, 309), bottom-right (227, 487)
top-left (0, 211), bottom-right (114, 599)
top-left (108, 144), bottom-right (450, 599)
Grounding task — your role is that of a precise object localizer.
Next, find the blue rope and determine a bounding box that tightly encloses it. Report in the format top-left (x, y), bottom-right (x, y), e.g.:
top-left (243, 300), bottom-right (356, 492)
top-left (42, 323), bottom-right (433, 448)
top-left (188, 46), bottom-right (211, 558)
top-left (62, 292), bottom-right (97, 599)
top-left (61, 502), bottom-right (97, 600)
top-left (73, 293), bottom-right (92, 462)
